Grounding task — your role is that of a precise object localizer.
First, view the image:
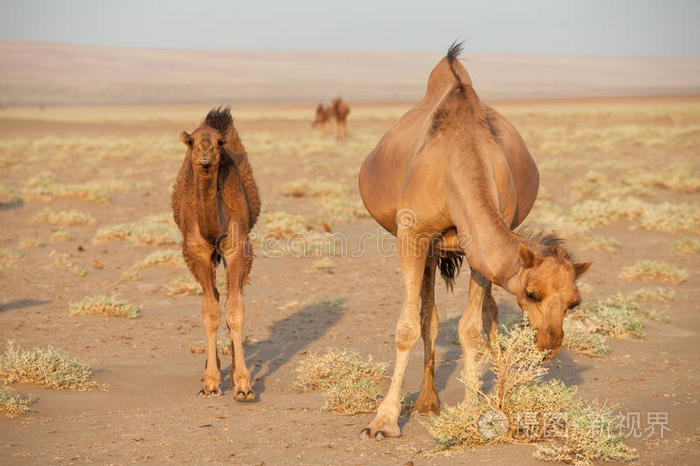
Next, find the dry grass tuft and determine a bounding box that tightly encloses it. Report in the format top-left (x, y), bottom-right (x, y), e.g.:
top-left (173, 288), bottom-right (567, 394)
top-left (51, 251), bottom-right (88, 276)
top-left (261, 211), bottom-right (310, 239)
top-left (0, 341), bottom-right (103, 391)
top-left (618, 260), bottom-right (688, 285)
top-left (281, 178), bottom-right (347, 198)
top-left (68, 294), bottom-right (140, 319)
top-left (23, 171), bottom-right (131, 203)
top-left (0, 387), bottom-right (32, 417)
top-left (627, 287), bottom-right (675, 302)
top-left (18, 238), bottom-right (44, 249)
top-left (31, 208), bottom-right (96, 226)
top-left (563, 319), bottom-right (612, 357)
top-left (93, 213), bottom-right (179, 246)
top-left (294, 349), bottom-right (389, 414)
top-left (671, 237), bottom-right (700, 254)
top-left (49, 229), bottom-right (75, 242)
top-left (163, 275), bottom-right (201, 296)
top-left (188, 339), bottom-right (232, 355)
top-left (123, 249), bottom-right (184, 280)
top-left (424, 324), bottom-right (636, 464)
top-left (0, 247), bottom-right (20, 275)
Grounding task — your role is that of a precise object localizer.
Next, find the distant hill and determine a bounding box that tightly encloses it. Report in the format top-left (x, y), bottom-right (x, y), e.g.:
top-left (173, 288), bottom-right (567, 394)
top-left (1, 42), bottom-right (699, 106)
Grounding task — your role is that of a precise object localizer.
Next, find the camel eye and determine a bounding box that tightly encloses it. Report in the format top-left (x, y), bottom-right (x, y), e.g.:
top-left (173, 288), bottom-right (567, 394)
top-left (526, 291), bottom-right (541, 302)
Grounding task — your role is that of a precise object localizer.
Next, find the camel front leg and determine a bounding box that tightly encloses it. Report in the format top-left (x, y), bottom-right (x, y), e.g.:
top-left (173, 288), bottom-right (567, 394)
top-left (223, 234), bottom-right (255, 401)
top-left (413, 255), bottom-right (440, 415)
top-left (483, 286), bottom-right (499, 349)
top-left (185, 241), bottom-right (221, 395)
top-left (458, 270), bottom-right (491, 401)
top-left (362, 228), bottom-right (429, 439)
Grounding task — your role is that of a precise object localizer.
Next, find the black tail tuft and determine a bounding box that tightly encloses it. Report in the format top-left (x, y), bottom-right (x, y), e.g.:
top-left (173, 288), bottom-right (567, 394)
top-left (447, 40), bottom-right (464, 64)
top-left (438, 254), bottom-right (464, 292)
top-left (205, 106), bottom-right (233, 134)
top-left (446, 40), bottom-right (465, 91)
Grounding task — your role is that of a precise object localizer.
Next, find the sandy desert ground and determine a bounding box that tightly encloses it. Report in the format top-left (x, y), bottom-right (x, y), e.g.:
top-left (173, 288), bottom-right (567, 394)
top-left (0, 96), bottom-right (698, 465)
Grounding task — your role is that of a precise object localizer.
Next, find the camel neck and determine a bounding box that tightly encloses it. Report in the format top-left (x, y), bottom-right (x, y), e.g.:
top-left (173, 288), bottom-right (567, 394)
top-left (193, 166), bottom-right (220, 240)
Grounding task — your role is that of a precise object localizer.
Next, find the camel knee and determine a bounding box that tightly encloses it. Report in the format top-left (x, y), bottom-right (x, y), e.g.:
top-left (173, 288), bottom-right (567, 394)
top-left (201, 299), bottom-right (220, 331)
top-left (396, 321), bottom-right (420, 351)
top-left (458, 318), bottom-right (482, 348)
top-left (225, 299), bottom-right (244, 332)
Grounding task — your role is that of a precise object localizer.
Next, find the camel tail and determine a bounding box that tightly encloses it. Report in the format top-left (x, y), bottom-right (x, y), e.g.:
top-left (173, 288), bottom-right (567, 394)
top-left (437, 254), bottom-right (463, 292)
top-left (446, 40), bottom-right (465, 88)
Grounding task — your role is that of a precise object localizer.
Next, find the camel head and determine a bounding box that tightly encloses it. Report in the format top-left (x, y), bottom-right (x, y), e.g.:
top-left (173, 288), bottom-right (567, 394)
top-left (180, 128), bottom-right (225, 170)
top-left (515, 244), bottom-right (591, 356)
top-left (312, 104), bottom-right (329, 128)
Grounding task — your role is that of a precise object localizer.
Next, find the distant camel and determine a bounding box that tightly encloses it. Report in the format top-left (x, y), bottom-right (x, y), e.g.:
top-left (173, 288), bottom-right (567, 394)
top-left (358, 43), bottom-right (590, 438)
top-left (172, 107), bottom-right (260, 399)
top-left (311, 103), bottom-right (331, 136)
top-left (330, 97), bottom-right (350, 139)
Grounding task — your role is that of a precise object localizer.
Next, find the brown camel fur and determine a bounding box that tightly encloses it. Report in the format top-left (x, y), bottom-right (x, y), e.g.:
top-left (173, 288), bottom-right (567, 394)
top-left (330, 97), bottom-right (350, 139)
top-left (358, 43), bottom-right (590, 438)
top-left (311, 103), bottom-right (331, 136)
top-left (172, 106), bottom-right (260, 399)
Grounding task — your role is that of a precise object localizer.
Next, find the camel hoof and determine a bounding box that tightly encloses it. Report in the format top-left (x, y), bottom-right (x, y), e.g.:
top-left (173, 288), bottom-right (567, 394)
top-left (234, 389), bottom-right (256, 402)
top-left (360, 428), bottom-right (392, 440)
top-left (198, 387), bottom-right (221, 397)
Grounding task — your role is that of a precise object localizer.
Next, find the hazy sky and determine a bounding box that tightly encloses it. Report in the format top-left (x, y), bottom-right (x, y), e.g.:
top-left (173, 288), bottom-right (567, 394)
top-left (1, 0), bottom-right (698, 56)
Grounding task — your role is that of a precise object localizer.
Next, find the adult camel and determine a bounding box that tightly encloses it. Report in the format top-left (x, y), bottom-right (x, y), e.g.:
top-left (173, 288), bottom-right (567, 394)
top-left (358, 43), bottom-right (590, 439)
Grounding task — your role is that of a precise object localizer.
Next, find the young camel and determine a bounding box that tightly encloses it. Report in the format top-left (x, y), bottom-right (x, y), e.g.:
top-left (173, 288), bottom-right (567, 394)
top-left (330, 97), bottom-right (350, 139)
top-left (311, 103), bottom-right (332, 136)
top-left (358, 43), bottom-right (591, 438)
top-left (172, 107), bottom-right (260, 399)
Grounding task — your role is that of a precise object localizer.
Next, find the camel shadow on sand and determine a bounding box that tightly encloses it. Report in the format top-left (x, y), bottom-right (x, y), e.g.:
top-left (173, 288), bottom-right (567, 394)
top-left (219, 298), bottom-right (346, 397)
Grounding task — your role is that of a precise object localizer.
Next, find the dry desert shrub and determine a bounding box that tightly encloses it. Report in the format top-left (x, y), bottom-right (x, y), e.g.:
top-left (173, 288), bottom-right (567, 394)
top-left (424, 324), bottom-right (636, 464)
top-left (620, 164), bottom-right (700, 194)
top-left (618, 260), bottom-right (688, 285)
top-left (294, 349), bottom-right (389, 414)
top-left (163, 275), bottom-right (201, 296)
top-left (49, 229), bottom-right (75, 242)
top-left (562, 319), bottom-right (611, 357)
top-left (261, 211), bottom-right (310, 239)
top-left (31, 208), bottom-right (97, 226)
top-left (0, 247), bottom-right (20, 276)
top-left (0, 386), bottom-right (32, 417)
top-left (188, 339), bottom-right (232, 355)
top-left (51, 251), bottom-right (88, 277)
top-left (23, 171), bottom-right (131, 203)
top-left (122, 249), bottom-right (184, 280)
top-left (281, 178), bottom-right (347, 198)
top-left (68, 294), bottom-right (140, 319)
top-left (93, 213), bottom-right (179, 246)
top-left (627, 286), bottom-right (675, 302)
top-left (18, 238), bottom-right (45, 249)
top-left (320, 196), bottom-right (370, 223)
top-left (671, 237), bottom-right (700, 254)
top-left (0, 341), bottom-right (103, 391)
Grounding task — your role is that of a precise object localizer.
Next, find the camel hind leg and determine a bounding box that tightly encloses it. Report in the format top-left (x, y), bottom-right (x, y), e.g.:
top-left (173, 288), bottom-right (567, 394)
top-left (413, 254), bottom-right (440, 415)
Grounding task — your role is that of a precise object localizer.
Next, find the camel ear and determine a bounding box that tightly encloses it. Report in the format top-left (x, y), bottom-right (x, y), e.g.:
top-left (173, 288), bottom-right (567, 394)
top-left (574, 262), bottom-right (592, 278)
top-left (180, 131), bottom-right (192, 146)
top-left (519, 245), bottom-right (536, 269)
